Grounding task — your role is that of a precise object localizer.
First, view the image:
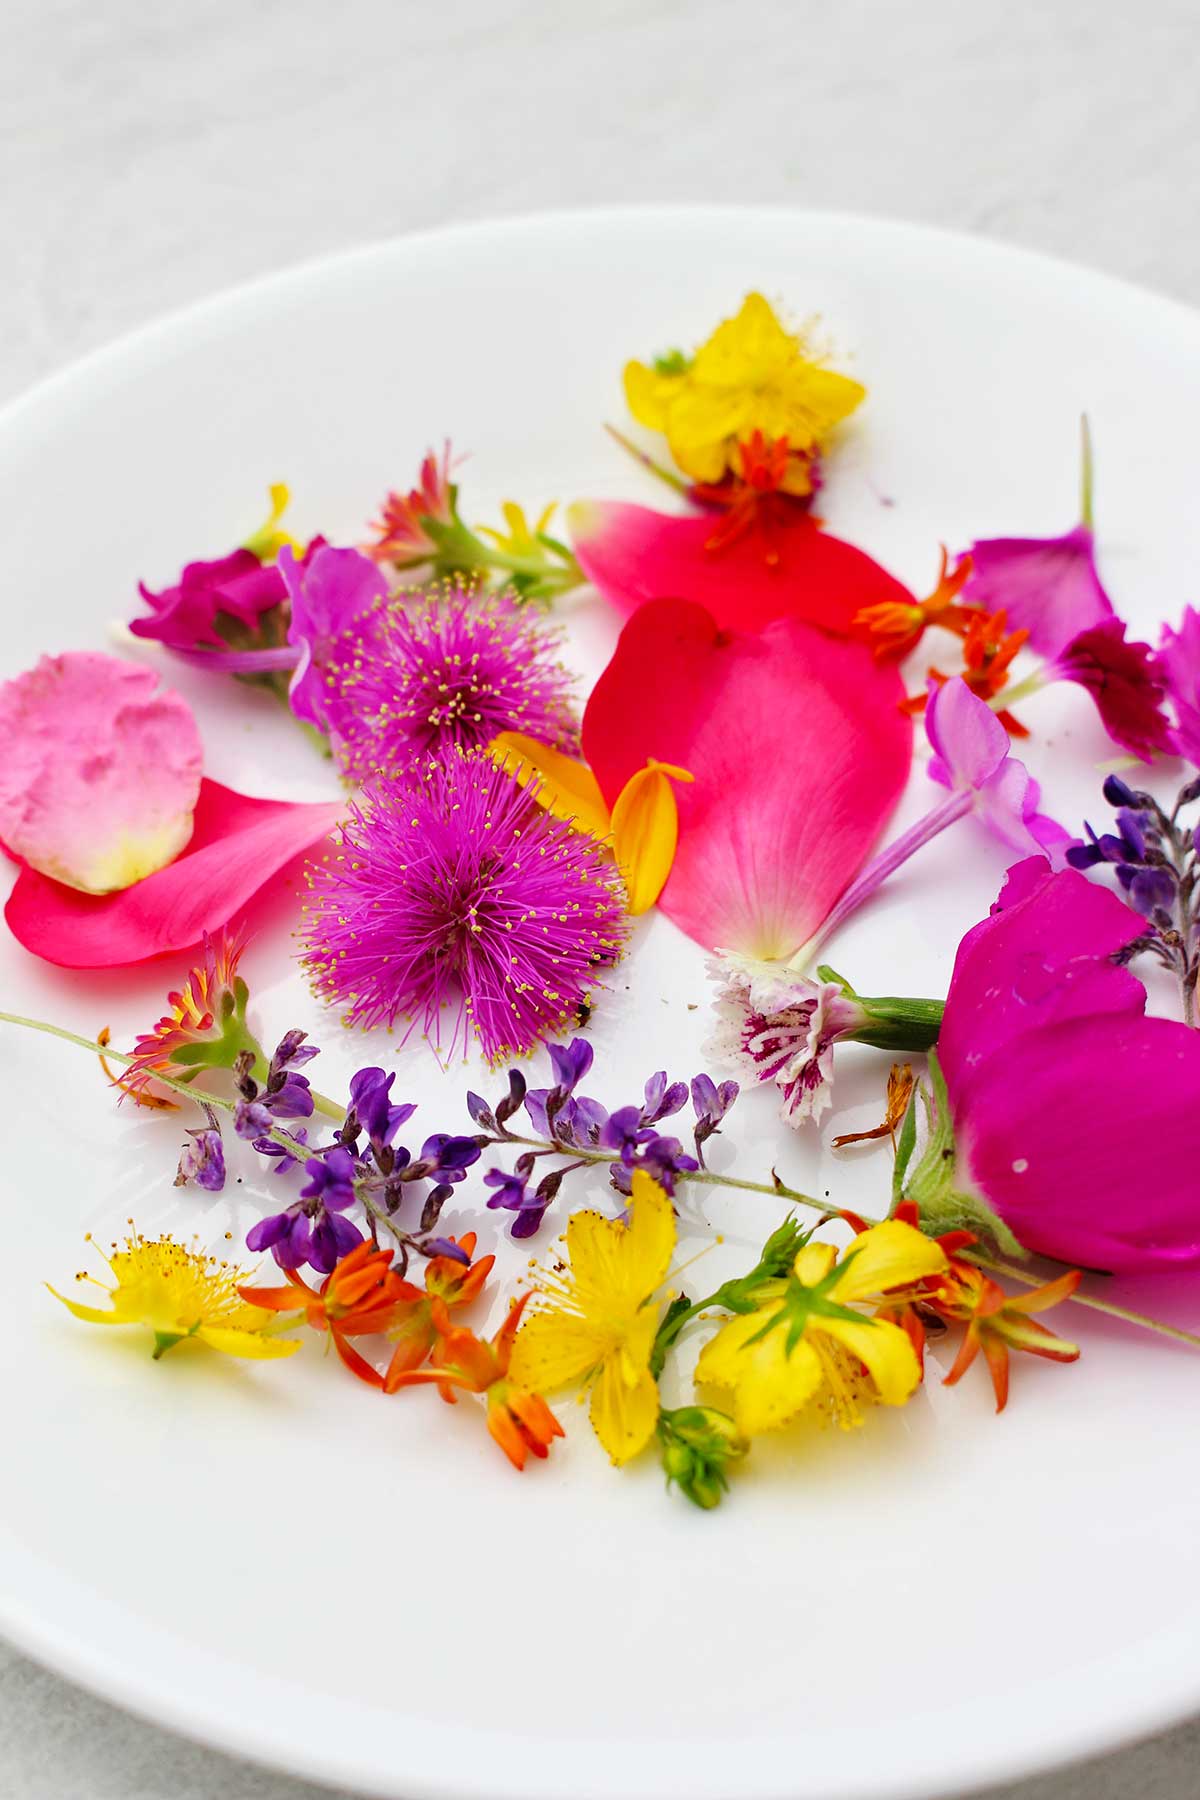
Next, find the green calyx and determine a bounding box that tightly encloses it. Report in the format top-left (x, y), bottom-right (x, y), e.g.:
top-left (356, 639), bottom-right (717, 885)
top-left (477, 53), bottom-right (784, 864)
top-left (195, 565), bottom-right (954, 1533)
top-left (815, 966), bottom-right (944, 1052)
top-left (167, 977), bottom-right (264, 1080)
top-left (894, 1052), bottom-right (1025, 1258)
top-left (658, 1405), bottom-right (746, 1509)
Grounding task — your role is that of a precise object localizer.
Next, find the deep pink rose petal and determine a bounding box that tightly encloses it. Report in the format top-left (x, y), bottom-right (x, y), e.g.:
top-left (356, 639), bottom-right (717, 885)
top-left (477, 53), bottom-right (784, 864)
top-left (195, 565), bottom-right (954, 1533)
top-left (963, 524), bottom-right (1113, 658)
top-left (959, 1012), bottom-right (1200, 1271)
top-left (0, 653), bottom-right (202, 893)
top-left (569, 499), bottom-right (915, 636)
top-left (581, 598), bottom-right (911, 958)
top-left (1054, 617), bottom-right (1175, 763)
top-left (938, 858), bottom-right (1145, 1102)
top-left (4, 779), bottom-right (342, 967)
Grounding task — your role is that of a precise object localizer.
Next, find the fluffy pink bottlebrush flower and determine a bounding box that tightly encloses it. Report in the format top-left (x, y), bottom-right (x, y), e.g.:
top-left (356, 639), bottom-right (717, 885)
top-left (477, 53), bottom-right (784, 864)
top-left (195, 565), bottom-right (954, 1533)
top-left (301, 751), bottom-right (628, 1063)
top-left (940, 857), bottom-right (1200, 1272)
top-left (318, 581), bottom-right (579, 783)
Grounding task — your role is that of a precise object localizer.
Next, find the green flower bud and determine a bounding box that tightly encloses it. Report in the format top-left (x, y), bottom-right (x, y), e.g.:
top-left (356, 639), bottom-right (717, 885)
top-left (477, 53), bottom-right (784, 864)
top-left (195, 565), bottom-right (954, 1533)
top-left (657, 1406), bottom-right (747, 1510)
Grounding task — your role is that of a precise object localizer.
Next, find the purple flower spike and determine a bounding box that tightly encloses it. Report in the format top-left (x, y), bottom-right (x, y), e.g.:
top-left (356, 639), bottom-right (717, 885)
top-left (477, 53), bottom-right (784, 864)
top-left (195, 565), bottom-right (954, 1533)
top-left (175, 1125), bottom-right (225, 1192)
top-left (299, 1146), bottom-right (359, 1213)
top-left (510, 1203), bottom-right (550, 1240)
top-left (349, 1066), bottom-right (417, 1148)
top-left (418, 1133), bottom-right (483, 1183)
top-left (548, 1038), bottom-right (594, 1094)
top-left (483, 1168), bottom-right (531, 1212)
top-left (308, 1210), bottom-right (365, 1274)
top-left (421, 1236), bottom-right (472, 1266)
top-left (641, 1071), bottom-right (688, 1125)
top-left (599, 1105), bottom-right (656, 1166)
top-left (247, 1205), bottom-right (313, 1268)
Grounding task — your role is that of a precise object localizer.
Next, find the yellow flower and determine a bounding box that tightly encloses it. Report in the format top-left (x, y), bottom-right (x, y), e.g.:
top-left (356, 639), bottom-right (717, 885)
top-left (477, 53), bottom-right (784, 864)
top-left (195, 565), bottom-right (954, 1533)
top-left (489, 732), bottom-right (692, 916)
top-left (508, 1171), bottom-right (675, 1464)
top-left (624, 292), bottom-right (865, 486)
top-left (696, 1219), bottom-right (947, 1436)
top-left (476, 499), bottom-right (558, 559)
top-left (48, 1232), bottom-right (301, 1361)
top-left (242, 482), bottom-right (299, 563)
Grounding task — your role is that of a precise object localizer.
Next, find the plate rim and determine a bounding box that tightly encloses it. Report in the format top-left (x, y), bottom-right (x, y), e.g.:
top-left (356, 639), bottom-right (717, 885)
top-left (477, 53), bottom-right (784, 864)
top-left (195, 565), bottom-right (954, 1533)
top-left (1, 202), bottom-right (1198, 1800)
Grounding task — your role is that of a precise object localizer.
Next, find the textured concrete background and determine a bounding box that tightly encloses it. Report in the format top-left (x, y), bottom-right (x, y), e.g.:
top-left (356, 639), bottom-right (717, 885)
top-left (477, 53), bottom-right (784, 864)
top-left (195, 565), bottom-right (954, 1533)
top-left (3, 1), bottom-right (1199, 1794)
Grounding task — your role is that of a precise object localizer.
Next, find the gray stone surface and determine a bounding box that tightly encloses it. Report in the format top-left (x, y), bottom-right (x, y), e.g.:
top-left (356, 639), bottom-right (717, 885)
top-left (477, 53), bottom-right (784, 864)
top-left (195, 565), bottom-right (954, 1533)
top-left (2, 1), bottom-right (1198, 1794)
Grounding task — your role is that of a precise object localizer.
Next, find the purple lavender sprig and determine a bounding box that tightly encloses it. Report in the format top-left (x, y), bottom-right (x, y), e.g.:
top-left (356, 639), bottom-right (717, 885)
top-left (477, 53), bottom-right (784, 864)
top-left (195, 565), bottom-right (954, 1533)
top-left (1070, 772), bottom-right (1200, 1022)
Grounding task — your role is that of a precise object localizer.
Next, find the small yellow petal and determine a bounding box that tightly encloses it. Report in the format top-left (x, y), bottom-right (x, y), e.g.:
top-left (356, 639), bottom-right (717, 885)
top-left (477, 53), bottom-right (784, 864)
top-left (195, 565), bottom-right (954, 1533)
top-left (46, 1285), bottom-right (122, 1327)
top-left (196, 1326), bottom-right (302, 1360)
top-left (792, 1241), bottom-right (838, 1288)
top-left (623, 360), bottom-right (681, 432)
top-left (610, 760), bottom-right (693, 916)
top-left (589, 1357), bottom-right (660, 1464)
top-left (814, 1316), bottom-right (921, 1408)
top-left (697, 1308), bottom-right (823, 1436)
top-left (508, 1310), bottom-right (609, 1394)
top-left (489, 732), bottom-right (612, 841)
top-left (832, 1219), bottom-right (948, 1305)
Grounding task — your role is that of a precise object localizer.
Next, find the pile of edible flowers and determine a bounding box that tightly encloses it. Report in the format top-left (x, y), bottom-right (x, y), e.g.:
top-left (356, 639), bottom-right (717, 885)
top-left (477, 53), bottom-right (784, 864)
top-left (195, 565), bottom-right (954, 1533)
top-left (5, 289), bottom-right (1200, 1512)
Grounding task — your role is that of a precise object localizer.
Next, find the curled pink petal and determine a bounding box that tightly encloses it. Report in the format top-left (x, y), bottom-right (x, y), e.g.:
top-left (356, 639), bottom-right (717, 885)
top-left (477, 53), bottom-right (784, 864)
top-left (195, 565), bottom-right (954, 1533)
top-left (0, 653), bottom-right (202, 893)
top-left (4, 779), bottom-right (342, 967)
top-left (581, 598), bottom-right (911, 959)
top-left (926, 679), bottom-right (1075, 866)
top-left (569, 498), bottom-right (915, 636)
top-left (133, 549), bottom-right (287, 652)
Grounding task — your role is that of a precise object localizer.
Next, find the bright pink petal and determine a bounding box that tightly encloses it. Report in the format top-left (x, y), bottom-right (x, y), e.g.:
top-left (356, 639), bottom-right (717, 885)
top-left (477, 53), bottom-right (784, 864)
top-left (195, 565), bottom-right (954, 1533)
top-left (580, 598), bottom-right (911, 958)
top-left (282, 545), bottom-right (389, 728)
top-left (959, 1012), bottom-right (1200, 1270)
top-left (0, 653), bottom-right (202, 893)
top-left (963, 525), bottom-right (1113, 657)
top-left (1159, 605), bottom-right (1200, 764)
top-left (569, 499), bottom-right (914, 636)
top-left (925, 676), bottom-right (1009, 790)
top-left (4, 779), bottom-right (342, 967)
top-left (938, 859), bottom-right (1146, 1103)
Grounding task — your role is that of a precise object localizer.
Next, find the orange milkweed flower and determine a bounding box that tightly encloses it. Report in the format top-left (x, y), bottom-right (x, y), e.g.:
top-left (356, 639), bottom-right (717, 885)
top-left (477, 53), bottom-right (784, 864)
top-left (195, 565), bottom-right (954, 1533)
top-left (238, 1240), bottom-right (412, 1389)
top-left (856, 547), bottom-right (976, 662)
top-left (382, 1231), bottom-right (496, 1389)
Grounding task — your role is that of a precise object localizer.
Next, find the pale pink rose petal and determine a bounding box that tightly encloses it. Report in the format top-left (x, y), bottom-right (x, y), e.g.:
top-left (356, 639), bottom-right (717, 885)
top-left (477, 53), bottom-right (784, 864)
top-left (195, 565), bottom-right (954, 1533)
top-left (0, 653), bottom-right (203, 893)
top-left (4, 779), bottom-right (343, 967)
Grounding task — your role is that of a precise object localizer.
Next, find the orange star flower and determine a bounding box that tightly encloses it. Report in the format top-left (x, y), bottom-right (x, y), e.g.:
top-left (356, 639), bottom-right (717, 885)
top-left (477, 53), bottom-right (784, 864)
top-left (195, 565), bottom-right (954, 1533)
top-left (388, 1291), bottom-right (565, 1470)
top-left (904, 607), bottom-right (1031, 734)
top-left (382, 1231), bottom-right (496, 1389)
top-left (856, 547), bottom-right (976, 662)
top-left (238, 1240), bottom-right (412, 1389)
top-left (932, 1259), bottom-right (1081, 1413)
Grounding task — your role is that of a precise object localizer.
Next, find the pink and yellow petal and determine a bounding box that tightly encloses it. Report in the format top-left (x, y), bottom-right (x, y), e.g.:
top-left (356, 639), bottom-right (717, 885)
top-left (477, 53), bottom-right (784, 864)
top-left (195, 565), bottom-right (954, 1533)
top-left (0, 653), bottom-right (202, 894)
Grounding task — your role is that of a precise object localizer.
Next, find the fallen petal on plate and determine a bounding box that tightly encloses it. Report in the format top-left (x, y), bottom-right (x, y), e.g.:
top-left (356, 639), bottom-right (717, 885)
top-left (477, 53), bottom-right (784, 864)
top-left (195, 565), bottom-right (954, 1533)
top-left (569, 498), bottom-right (915, 636)
top-left (581, 599), bottom-right (911, 958)
top-left (0, 652), bottom-right (203, 893)
top-left (4, 779), bottom-right (343, 967)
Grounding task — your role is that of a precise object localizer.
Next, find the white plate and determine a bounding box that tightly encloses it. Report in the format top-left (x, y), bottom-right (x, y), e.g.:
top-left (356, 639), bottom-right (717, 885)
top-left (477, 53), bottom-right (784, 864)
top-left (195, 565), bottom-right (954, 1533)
top-left (2, 208), bottom-right (1199, 1800)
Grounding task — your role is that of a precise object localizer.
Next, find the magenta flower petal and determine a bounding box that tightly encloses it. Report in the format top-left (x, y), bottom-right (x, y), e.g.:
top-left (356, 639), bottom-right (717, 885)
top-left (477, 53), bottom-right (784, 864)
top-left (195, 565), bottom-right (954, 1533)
top-left (569, 498), bottom-right (915, 636)
top-left (281, 545), bottom-right (389, 728)
top-left (581, 598), bottom-right (911, 959)
top-left (0, 653), bottom-right (202, 893)
top-left (133, 549), bottom-right (287, 652)
top-left (958, 1012), bottom-right (1200, 1270)
top-left (1053, 618), bottom-right (1174, 762)
top-left (1160, 605), bottom-right (1200, 765)
top-left (938, 857), bottom-right (1145, 1102)
top-left (963, 524), bottom-right (1113, 658)
top-left (4, 779), bottom-right (342, 967)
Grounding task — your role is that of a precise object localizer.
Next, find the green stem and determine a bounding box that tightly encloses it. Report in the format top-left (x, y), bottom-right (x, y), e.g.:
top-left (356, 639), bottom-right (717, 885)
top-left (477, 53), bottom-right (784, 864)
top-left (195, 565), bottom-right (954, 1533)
top-left (974, 1252), bottom-right (1200, 1350)
top-left (604, 423), bottom-right (690, 496)
top-left (987, 665), bottom-right (1050, 711)
top-left (1080, 413), bottom-right (1095, 530)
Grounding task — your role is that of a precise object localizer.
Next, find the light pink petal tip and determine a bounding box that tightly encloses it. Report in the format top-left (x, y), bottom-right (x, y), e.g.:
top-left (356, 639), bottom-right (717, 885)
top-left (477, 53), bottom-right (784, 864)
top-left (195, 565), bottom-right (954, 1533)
top-left (0, 652), bottom-right (203, 893)
top-left (581, 598), bottom-right (912, 959)
top-left (4, 779), bottom-right (343, 967)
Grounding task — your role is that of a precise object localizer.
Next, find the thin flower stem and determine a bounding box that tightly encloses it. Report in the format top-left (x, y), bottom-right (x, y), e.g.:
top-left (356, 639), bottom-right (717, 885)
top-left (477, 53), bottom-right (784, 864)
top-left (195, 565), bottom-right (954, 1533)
top-left (987, 665), bottom-right (1050, 710)
top-left (604, 423), bottom-right (691, 495)
top-left (7, 1011), bottom-right (1199, 1352)
top-left (1080, 413), bottom-right (1095, 531)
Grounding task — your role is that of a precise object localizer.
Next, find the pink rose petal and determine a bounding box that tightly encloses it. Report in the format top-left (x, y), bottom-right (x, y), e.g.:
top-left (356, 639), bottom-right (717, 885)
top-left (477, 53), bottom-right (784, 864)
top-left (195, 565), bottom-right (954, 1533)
top-left (4, 779), bottom-right (343, 967)
top-left (581, 598), bottom-right (911, 959)
top-left (569, 499), bottom-right (915, 637)
top-left (0, 653), bottom-right (203, 893)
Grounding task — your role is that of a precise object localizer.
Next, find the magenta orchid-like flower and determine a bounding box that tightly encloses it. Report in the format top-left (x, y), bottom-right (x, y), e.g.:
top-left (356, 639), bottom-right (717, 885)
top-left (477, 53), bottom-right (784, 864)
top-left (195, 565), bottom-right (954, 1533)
top-left (133, 548), bottom-right (294, 669)
top-left (0, 651), bottom-right (342, 967)
top-left (280, 543), bottom-right (390, 730)
top-left (939, 858), bottom-right (1200, 1271)
top-left (962, 432), bottom-right (1173, 761)
top-left (568, 498), bottom-right (916, 638)
top-left (580, 597), bottom-right (913, 961)
top-left (1159, 605), bottom-right (1200, 767)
